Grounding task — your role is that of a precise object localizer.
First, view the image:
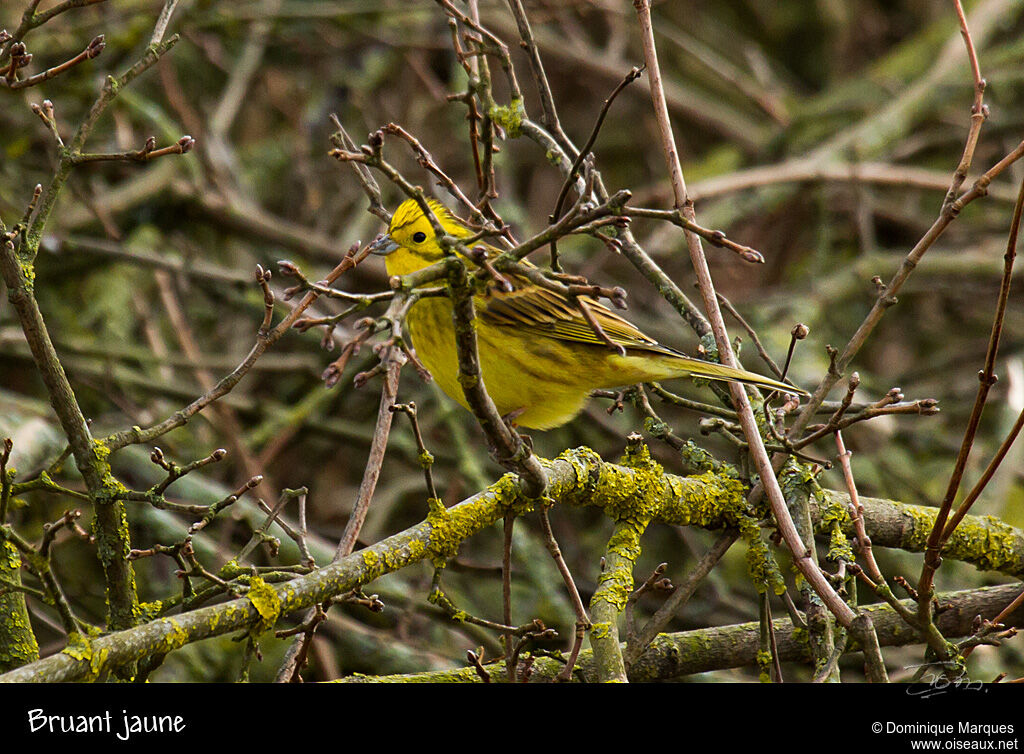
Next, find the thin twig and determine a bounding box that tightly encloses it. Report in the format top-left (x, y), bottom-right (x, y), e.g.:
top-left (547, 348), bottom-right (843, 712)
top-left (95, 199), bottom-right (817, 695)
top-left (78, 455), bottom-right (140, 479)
top-left (390, 402), bottom-right (439, 503)
top-left (537, 507), bottom-right (590, 682)
top-left (626, 206), bottom-right (765, 263)
top-left (3, 35), bottom-right (104, 90)
top-left (715, 291), bottom-right (783, 378)
top-left (335, 350), bottom-right (405, 559)
top-left (503, 0), bottom-right (572, 151)
top-left (941, 0), bottom-right (988, 212)
top-left (102, 243), bottom-right (371, 453)
top-left (275, 334), bottom-right (406, 682)
top-left (633, 0), bottom-right (854, 628)
top-left (788, 139), bottom-right (1024, 443)
top-left (502, 513), bottom-right (515, 681)
top-left (625, 530), bottom-right (738, 667)
top-left (548, 65), bottom-right (643, 270)
top-left (150, 0), bottom-right (181, 47)
top-left (919, 172), bottom-right (1024, 603)
top-left (834, 431), bottom-right (883, 584)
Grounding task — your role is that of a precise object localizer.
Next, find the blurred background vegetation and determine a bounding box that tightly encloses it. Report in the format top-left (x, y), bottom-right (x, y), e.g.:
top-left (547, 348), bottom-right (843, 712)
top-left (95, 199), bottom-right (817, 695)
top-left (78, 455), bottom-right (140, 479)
top-left (1, 0), bottom-right (1023, 681)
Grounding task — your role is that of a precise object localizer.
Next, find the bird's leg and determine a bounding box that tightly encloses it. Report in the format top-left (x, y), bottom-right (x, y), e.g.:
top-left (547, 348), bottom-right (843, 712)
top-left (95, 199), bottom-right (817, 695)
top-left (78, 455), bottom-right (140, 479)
top-left (501, 407), bottom-right (526, 426)
top-left (500, 407), bottom-right (534, 452)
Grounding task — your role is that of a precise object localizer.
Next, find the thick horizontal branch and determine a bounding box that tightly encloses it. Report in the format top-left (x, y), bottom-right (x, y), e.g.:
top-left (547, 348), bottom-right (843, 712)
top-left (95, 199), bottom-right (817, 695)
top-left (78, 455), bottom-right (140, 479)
top-left (4, 449), bottom-right (1024, 682)
top-left (816, 490), bottom-right (1024, 578)
top-left (685, 160), bottom-right (1022, 203)
top-left (336, 583), bottom-right (1024, 682)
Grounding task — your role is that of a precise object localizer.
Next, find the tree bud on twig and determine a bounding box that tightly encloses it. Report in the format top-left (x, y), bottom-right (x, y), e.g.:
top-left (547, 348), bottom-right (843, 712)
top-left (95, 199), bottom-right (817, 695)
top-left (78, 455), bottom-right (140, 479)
top-left (86, 35), bottom-right (106, 59)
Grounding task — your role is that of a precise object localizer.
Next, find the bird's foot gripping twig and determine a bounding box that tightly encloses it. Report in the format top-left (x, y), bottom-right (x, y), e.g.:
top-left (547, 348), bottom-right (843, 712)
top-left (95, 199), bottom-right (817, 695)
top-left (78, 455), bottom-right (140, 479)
top-left (482, 408), bottom-right (535, 464)
top-left (499, 407), bottom-right (534, 453)
top-left (501, 407), bottom-right (526, 427)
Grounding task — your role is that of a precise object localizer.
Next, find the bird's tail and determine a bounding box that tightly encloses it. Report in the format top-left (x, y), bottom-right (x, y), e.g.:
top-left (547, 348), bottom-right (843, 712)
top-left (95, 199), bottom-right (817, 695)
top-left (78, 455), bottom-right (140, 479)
top-left (673, 356), bottom-right (810, 397)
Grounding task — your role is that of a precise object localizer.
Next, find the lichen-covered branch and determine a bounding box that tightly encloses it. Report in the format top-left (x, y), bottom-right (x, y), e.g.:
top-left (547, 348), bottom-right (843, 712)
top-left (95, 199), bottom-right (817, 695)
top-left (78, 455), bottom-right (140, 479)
top-left (0, 447), bottom-right (752, 682)
top-left (587, 438), bottom-right (657, 682)
top-left (5, 445), bottom-right (1024, 682)
top-left (0, 539), bottom-right (39, 672)
top-left (335, 583), bottom-right (1024, 683)
top-left (589, 517), bottom-right (644, 682)
top-left (816, 490), bottom-right (1024, 578)
top-left (0, 239), bottom-right (139, 630)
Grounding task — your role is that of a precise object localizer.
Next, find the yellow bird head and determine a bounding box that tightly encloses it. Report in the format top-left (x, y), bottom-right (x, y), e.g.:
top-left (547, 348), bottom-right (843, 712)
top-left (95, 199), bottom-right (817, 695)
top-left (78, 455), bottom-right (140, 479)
top-left (369, 198), bottom-right (472, 277)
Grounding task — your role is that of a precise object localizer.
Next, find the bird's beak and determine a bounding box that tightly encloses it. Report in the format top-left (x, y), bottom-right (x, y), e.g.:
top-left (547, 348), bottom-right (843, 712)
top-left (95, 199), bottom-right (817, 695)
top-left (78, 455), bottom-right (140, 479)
top-left (369, 233), bottom-right (399, 256)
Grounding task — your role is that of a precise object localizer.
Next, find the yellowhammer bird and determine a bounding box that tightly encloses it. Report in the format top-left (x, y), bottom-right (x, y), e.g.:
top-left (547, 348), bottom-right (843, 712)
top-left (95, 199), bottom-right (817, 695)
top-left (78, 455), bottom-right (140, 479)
top-left (369, 198), bottom-right (807, 430)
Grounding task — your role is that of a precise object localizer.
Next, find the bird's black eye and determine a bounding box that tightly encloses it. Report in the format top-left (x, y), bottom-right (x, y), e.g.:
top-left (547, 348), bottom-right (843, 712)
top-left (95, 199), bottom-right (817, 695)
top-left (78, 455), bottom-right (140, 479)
top-left (412, 231), bottom-right (427, 243)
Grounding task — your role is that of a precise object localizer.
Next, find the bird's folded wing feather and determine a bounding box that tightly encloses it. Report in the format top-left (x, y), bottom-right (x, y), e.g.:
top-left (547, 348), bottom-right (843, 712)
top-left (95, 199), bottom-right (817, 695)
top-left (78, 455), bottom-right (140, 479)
top-left (476, 275), bottom-right (679, 356)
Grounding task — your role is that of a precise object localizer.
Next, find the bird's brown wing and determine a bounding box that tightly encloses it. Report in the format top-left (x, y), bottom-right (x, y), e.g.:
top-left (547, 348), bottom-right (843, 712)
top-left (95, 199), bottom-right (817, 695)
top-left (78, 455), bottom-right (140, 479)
top-left (469, 263), bottom-right (811, 397)
top-left (475, 274), bottom-right (678, 355)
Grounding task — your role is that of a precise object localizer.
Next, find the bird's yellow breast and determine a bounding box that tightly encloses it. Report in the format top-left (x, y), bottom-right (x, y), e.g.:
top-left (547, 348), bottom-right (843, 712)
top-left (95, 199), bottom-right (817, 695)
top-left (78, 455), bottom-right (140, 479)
top-left (385, 242), bottom-right (595, 428)
top-left (405, 296), bottom-right (580, 429)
